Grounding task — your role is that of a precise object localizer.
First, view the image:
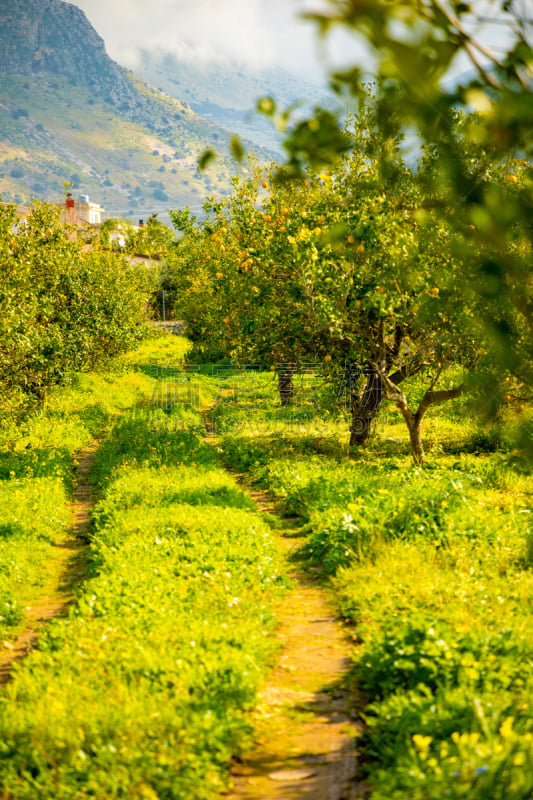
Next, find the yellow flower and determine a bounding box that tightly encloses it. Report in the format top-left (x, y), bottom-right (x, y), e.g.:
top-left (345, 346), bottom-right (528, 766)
top-left (413, 734), bottom-right (433, 751)
top-left (499, 717), bottom-right (514, 739)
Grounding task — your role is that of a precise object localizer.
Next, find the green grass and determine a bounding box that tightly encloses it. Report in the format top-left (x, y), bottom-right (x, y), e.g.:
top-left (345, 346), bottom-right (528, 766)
top-left (212, 369), bottom-right (533, 800)
top-left (0, 334), bottom-right (187, 640)
top-left (0, 337), bottom-right (286, 799)
top-left (0, 477), bottom-right (71, 640)
top-left (1, 348), bottom-right (530, 799)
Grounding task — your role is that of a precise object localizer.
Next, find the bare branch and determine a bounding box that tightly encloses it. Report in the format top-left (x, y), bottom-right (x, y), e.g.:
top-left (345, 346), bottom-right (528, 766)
top-left (417, 383), bottom-right (464, 421)
top-left (431, 0), bottom-right (504, 88)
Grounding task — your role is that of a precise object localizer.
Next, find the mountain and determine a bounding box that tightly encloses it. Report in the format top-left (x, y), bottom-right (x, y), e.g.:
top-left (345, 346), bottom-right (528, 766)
top-left (0, 0), bottom-right (272, 221)
top-left (133, 51), bottom-right (332, 155)
top-left (0, 0), bottom-right (143, 113)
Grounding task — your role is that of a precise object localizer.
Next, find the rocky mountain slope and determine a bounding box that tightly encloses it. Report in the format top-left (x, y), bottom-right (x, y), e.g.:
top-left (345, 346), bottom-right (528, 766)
top-left (0, 0), bottom-right (270, 220)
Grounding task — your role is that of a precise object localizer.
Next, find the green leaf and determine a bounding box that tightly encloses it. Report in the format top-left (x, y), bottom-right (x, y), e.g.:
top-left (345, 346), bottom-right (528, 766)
top-left (230, 136), bottom-right (245, 163)
top-left (198, 149), bottom-right (216, 171)
top-left (257, 97), bottom-right (276, 116)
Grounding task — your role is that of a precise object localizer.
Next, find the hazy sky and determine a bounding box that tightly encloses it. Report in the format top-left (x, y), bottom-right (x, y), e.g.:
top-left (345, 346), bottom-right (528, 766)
top-left (67, 0), bottom-right (355, 81)
top-left (67, 0), bottom-right (521, 83)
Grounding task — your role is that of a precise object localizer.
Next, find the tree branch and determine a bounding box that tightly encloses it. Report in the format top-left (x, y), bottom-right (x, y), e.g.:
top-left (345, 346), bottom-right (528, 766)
top-left (431, 0), bottom-right (504, 89)
top-left (388, 360), bottom-right (424, 385)
top-left (386, 325), bottom-right (404, 371)
top-left (417, 383), bottom-right (464, 421)
top-left (377, 366), bottom-right (409, 407)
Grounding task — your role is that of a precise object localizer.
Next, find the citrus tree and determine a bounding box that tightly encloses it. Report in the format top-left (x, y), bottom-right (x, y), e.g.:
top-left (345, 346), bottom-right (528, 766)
top-left (179, 93), bottom-right (525, 461)
top-left (270, 0), bottom-right (532, 396)
top-left (170, 168), bottom-right (328, 402)
top-left (0, 200), bottom-right (152, 409)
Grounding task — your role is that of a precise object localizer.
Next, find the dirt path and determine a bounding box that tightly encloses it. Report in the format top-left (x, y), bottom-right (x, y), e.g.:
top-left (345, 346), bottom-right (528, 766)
top-left (223, 482), bottom-right (368, 800)
top-left (0, 439), bottom-right (99, 686)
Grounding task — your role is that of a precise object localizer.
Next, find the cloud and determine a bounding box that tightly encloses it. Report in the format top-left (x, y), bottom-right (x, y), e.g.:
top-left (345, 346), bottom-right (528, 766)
top-left (67, 0), bottom-right (329, 78)
top-left (67, 0), bottom-right (517, 86)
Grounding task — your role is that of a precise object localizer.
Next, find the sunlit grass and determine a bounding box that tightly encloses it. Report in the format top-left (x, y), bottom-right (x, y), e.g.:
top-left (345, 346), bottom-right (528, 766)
top-left (0, 351), bottom-right (287, 799)
top-left (213, 367), bottom-right (533, 800)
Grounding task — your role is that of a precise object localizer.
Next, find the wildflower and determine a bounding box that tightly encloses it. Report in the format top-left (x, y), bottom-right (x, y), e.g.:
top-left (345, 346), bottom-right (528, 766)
top-left (413, 734), bottom-right (433, 751)
top-left (499, 717), bottom-right (514, 739)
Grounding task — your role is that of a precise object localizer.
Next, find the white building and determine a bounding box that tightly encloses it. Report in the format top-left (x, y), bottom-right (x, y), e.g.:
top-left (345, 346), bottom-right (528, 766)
top-left (76, 194), bottom-right (104, 225)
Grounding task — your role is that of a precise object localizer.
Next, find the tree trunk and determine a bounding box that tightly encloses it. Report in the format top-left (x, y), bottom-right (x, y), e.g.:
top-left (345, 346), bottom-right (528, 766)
top-left (349, 368), bottom-right (383, 446)
top-left (379, 368), bottom-right (464, 465)
top-left (278, 364), bottom-right (295, 407)
top-left (349, 365), bottom-right (420, 447)
top-left (405, 414), bottom-right (425, 465)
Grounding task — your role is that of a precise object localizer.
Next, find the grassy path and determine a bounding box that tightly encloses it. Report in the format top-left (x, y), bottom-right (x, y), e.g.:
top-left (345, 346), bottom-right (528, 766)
top-left (209, 468), bottom-right (364, 800)
top-left (0, 438), bottom-right (99, 686)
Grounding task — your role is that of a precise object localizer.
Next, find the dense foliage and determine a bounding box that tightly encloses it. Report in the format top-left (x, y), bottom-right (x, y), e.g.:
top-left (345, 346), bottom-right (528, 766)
top-left (272, 0), bottom-right (532, 389)
top-left (0, 200), bottom-right (152, 409)
top-left (170, 96), bottom-right (528, 462)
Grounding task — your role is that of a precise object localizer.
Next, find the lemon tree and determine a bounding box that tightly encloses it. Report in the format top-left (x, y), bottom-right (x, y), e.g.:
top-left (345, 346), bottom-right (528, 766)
top-left (0, 200), bottom-right (152, 409)
top-left (175, 93), bottom-right (526, 460)
top-left (272, 1), bottom-right (532, 406)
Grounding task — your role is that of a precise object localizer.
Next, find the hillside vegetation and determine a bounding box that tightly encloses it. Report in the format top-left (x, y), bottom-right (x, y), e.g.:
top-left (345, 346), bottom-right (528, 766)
top-left (0, 73), bottom-right (239, 216)
top-left (0, 0), bottom-right (265, 217)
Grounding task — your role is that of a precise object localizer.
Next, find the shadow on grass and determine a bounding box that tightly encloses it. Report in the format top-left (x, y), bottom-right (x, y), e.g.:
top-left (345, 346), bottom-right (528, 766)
top-left (220, 432), bottom-right (351, 473)
top-left (90, 408), bottom-right (217, 487)
top-left (151, 485), bottom-right (256, 511)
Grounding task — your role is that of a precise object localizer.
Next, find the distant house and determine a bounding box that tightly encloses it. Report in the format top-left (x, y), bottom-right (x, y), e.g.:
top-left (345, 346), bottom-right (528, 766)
top-left (1, 195), bottom-right (106, 236)
top-left (109, 229), bottom-right (127, 248)
top-left (76, 194), bottom-right (104, 225)
top-left (60, 193), bottom-right (104, 228)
